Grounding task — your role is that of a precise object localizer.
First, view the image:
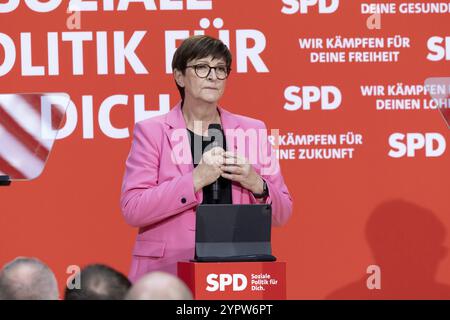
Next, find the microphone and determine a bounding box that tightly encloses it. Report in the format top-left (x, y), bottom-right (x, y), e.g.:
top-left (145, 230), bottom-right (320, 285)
top-left (208, 123), bottom-right (223, 202)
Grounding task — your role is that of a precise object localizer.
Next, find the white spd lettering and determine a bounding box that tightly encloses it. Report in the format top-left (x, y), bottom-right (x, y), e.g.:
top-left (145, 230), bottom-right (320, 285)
top-left (388, 133), bottom-right (446, 158)
top-left (206, 273), bottom-right (248, 292)
top-left (284, 85), bottom-right (342, 111)
top-left (281, 0), bottom-right (339, 14)
top-left (427, 36), bottom-right (450, 61)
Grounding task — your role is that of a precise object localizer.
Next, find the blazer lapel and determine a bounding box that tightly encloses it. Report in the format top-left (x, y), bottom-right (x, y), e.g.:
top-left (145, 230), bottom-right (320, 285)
top-left (165, 102), bottom-right (193, 175)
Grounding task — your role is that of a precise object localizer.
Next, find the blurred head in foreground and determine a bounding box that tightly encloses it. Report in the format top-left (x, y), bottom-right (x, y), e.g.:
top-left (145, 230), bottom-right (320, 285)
top-left (0, 257), bottom-right (59, 300)
top-left (126, 271), bottom-right (193, 300)
top-left (64, 264), bottom-right (131, 300)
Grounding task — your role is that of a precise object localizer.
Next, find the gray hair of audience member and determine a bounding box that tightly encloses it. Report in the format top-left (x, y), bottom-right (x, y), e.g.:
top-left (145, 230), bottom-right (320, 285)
top-left (0, 257), bottom-right (59, 300)
top-left (64, 264), bottom-right (131, 300)
top-left (125, 272), bottom-right (193, 300)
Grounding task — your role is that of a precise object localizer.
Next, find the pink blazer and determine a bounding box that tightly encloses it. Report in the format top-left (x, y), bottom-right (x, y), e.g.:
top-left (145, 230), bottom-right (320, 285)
top-left (120, 102), bottom-right (293, 282)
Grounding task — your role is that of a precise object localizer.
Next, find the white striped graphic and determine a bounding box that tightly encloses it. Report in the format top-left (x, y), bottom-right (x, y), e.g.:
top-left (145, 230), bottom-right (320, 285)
top-left (0, 93), bottom-right (69, 180)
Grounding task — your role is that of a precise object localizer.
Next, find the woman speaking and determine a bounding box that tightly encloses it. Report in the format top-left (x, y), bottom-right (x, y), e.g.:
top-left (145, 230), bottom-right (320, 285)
top-left (120, 35), bottom-right (292, 282)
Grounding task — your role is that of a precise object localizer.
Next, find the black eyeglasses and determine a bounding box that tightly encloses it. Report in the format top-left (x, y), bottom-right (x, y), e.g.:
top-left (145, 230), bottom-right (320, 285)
top-left (185, 64), bottom-right (230, 80)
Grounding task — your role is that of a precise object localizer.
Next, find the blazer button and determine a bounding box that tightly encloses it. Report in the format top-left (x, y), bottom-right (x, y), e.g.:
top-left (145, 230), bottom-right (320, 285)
top-left (181, 197), bottom-right (187, 204)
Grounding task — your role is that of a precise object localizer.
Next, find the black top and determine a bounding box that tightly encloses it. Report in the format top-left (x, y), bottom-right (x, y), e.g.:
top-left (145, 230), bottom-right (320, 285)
top-left (187, 129), bottom-right (232, 204)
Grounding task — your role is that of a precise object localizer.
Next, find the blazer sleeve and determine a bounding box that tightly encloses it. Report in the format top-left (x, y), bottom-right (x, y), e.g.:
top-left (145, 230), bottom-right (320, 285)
top-left (120, 121), bottom-right (202, 228)
top-left (250, 121), bottom-right (293, 227)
